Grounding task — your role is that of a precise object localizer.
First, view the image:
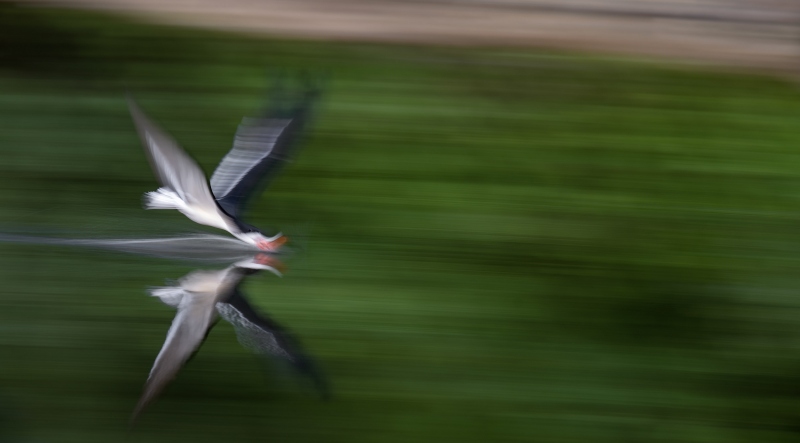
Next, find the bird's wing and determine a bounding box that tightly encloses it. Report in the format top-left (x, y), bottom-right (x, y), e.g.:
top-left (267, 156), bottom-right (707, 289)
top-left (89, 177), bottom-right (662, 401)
top-left (216, 289), bottom-right (291, 359)
top-left (216, 289), bottom-right (328, 397)
top-left (209, 117), bottom-right (297, 217)
top-left (209, 83), bottom-right (319, 217)
top-left (127, 97), bottom-right (220, 210)
top-left (131, 290), bottom-right (220, 421)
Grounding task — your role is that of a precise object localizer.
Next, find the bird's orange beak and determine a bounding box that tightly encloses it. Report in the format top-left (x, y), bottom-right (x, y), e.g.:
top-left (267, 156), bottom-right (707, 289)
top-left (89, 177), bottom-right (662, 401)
top-left (256, 235), bottom-right (287, 252)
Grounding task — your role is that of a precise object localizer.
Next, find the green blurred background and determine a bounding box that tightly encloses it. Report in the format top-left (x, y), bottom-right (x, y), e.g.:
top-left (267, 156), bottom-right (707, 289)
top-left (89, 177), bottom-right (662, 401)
top-left (3, 2), bottom-right (800, 442)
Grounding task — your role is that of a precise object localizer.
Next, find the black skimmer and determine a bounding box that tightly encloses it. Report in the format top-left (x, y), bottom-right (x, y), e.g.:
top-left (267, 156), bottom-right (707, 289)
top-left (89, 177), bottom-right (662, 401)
top-left (132, 253), bottom-right (325, 422)
top-left (127, 84), bottom-right (318, 252)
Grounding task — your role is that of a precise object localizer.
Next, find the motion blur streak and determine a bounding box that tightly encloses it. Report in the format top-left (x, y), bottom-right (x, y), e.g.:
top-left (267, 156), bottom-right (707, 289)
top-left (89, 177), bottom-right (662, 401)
top-left (0, 233), bottom-right (261, 262)
top-left (4, 1), bottom-right (800, 443)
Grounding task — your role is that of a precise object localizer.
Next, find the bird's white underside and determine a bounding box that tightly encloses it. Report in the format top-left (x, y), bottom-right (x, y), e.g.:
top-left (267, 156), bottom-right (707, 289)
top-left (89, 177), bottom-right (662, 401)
top-left (145, 188), bottom-right (233, 233)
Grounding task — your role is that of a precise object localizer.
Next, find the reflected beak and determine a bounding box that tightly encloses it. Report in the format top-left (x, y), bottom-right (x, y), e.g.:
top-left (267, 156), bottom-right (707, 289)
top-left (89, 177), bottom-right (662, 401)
top-left (253, 253), bottom-right (287, 274)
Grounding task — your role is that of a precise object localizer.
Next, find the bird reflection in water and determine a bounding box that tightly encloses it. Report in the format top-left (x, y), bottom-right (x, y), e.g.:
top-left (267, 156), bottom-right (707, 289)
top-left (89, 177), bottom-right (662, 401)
top-left (0, 231), bottom-right (327, 424)
top-left (133, 252), bottom-right (327, 422)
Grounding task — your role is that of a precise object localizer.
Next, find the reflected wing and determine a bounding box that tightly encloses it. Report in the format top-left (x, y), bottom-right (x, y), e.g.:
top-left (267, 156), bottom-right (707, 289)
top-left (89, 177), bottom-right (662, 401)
top-left (132, 291), bottom-right (219, 422)
top-left (217, 290), bottom-right (328, 397)
top-left (210, 86), bottom-right (318, 217)
top-left (127, 97), bottom-right (220, 209)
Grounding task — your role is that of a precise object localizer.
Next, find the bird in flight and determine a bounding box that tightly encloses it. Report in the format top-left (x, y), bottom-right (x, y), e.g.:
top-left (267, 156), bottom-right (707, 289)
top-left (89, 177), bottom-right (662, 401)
top-left (132, 253), bottom-right (327, 422)
top-left (127, 83), bottom-right (318, 251)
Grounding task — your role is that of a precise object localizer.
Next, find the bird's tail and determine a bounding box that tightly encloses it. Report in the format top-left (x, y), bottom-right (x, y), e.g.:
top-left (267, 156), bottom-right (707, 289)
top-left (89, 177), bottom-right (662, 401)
top-left (148, 286), bottom-right (184, 308)
top-left (143, 188), bottom-right (183, 210)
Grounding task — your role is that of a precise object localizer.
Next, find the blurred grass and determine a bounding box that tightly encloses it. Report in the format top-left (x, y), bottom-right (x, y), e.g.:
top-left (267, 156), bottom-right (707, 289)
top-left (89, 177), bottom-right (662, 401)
top-left (3, 2), bottom-right (800, 442)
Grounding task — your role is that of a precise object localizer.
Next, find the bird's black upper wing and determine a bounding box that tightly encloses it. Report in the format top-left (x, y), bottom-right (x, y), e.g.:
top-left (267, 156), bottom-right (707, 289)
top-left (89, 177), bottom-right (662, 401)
top-left (209, 86), bottom-right (318, 218)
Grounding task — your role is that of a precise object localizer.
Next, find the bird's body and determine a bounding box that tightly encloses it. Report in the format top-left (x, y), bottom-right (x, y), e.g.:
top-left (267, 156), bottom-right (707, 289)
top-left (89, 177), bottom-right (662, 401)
top-left (144, 187), bottom-right (233, 232)
top-left (127, 85), bottom-right (317, 251)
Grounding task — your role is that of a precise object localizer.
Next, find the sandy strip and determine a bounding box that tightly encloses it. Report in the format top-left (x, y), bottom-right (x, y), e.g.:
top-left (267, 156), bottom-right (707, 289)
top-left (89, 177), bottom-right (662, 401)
top-left (20, 0), bottom-right (800, 73)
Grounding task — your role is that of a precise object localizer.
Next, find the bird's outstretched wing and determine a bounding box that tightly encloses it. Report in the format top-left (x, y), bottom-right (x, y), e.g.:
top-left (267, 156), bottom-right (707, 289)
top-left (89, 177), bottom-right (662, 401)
top-left (132, 266), bottom-right (245, 422)
top-left (132, 288), bottom-right (220, 422)
top-left (217, 289), bottom-right (328, 398)
top-left (209, 84), bottom-right (319, 218)
top-left (127, 97), bottom-right (220, 211)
